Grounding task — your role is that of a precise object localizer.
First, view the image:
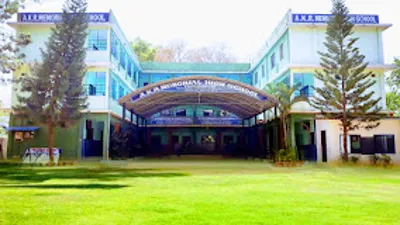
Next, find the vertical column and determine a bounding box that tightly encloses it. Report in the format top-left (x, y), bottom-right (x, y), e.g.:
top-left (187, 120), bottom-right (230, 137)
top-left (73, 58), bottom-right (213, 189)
top-left (263, 110), bottom-right (267, 123)
top-left (121, 103), bottom-right (126, 123)
top-left (274, 104), bottom-right (279, 151)
top-left (130, 109), bottom-right (133, 123)
top-left (168, 128), bottom-right (173, 155)
top-left (216, 128), bottom-right (222, 154)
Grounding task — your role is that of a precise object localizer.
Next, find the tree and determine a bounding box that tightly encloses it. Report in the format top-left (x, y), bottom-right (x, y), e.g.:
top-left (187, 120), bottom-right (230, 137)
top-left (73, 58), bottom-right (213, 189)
top-left (131, 37), bottom-right (157, 62)
top-left (15, 0), bottom-right (88, 162)
top-left (186, 43), bottom-right (236, 63)
top-left (0, 0), bottom-right (42, 72)
top-left (154, 39), bottom-right (188, 62)
top-left (386, 92), bottom-right (400, 115)
top-left (154, 39), bottom-right (237, 63)
top-left (311, 0), bottom-right (381, 162)
top-left (387, 58), bottom-right (400, 93)
top-left (266, 83), bottom-right (308, 151)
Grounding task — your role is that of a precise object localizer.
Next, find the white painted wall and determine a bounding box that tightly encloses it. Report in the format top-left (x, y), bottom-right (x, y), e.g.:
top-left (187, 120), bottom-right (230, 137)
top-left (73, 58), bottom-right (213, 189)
top-left (289, 26), bottom-right (384, 65)
top-left (315, 119), bottom-right (400, 164)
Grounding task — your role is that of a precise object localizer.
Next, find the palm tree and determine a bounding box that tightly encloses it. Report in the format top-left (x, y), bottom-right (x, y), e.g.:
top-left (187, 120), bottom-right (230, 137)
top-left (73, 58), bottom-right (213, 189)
top-left (266, 83), bottom-right (308, 150)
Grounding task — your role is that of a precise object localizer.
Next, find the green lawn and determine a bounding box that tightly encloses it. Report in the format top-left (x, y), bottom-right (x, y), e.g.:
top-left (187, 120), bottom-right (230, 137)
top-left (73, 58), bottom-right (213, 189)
top-left (0, 159), bottom-right (399, 225)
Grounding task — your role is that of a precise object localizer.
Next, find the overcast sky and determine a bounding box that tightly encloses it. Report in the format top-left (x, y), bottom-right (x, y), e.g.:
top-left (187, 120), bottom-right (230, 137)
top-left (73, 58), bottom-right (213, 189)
top-left (22, 0), bottom-right (399, 63)
top-left (1, 0), bottom-right (399, 108)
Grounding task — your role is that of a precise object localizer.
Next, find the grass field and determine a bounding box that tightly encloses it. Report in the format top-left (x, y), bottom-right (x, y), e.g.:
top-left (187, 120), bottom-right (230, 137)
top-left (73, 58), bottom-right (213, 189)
top-left (0, 159), bottom-right (399, 225)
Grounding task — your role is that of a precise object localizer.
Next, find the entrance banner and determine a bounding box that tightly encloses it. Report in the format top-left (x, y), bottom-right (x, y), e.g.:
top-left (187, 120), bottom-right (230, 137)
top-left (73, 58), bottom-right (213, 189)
top-left (131, 79), bottom-right (268, 102)
top-left (22, 148), bottom-right (61, 165)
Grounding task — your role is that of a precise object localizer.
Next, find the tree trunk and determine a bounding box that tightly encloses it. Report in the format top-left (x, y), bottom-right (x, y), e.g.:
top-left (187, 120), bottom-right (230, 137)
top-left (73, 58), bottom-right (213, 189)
top-left (282, 116), bottom-right (287, 149)
top-left (48, 124), bottom-right (55, 163)
top-left (343, 125), bottom-right (348, 162)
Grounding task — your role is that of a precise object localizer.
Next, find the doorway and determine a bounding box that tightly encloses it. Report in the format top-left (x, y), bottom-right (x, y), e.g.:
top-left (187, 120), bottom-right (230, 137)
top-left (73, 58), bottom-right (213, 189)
top-left (321, 130), bottom-right (327, 162)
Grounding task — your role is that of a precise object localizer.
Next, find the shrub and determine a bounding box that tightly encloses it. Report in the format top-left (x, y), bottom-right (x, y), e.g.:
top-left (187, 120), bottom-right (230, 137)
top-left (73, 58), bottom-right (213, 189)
top-left (350, 156), bottom-right (359, 164)
top-left (381, 154), bottom-right (392, 167)
top-left (370, 154), bottom-right (380, 165)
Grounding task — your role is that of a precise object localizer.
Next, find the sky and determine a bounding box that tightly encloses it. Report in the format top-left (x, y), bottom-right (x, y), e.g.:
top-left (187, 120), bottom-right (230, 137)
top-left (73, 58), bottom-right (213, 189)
top-left (1, 0), bottom-right (399, 108)
top-left (22, 0), bottom-right (400, 63)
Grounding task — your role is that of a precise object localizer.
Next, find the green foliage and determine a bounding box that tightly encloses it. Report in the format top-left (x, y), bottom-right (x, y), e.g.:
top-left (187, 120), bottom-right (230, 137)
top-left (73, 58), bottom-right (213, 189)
top-left (312, 0), bottom-right (381, 162)
top-left (381, 154), bottom-right (392, 167)
top-left (370, 154), bottom-right (380, 165)
top-left (350, 155), bottom-right (359, 164)
top-left (266, 82), bottom-right (308, 149)
top-left (387, 58), bottom-right (400, 93)
top-left (14, 0), bottom-right (89, 161)
top-left (131, 37), bottom-right (157, 62)
top-left (0, 0), bottom-right (38, 72)
top-left (386, 92), bottom-right (400, 115)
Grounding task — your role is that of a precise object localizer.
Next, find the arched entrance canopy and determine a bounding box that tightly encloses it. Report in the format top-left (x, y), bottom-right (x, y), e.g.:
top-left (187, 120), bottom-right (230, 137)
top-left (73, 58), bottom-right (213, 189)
top-left (118, 76), bottom-right (278, 119)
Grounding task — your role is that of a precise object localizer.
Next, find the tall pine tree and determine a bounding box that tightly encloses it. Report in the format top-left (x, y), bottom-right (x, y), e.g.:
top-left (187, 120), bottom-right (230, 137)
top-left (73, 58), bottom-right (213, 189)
top-left (312, 0), bottom-right (381, 162)
top-left (15, 0), bottom-right (88, 162)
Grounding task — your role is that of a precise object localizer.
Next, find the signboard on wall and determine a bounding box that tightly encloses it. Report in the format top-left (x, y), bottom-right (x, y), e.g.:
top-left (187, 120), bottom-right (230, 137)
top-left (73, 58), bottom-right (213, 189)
top-left (131, 79), bottom-right (268, 103)
top-left (22, 148), bottom-right (61, 165)
top-left (19, 13), bottom-right (110, 23)
top-left (149, 117), bottom-right (242, 125)
top-left (292, 14), bottom-right (379, 24)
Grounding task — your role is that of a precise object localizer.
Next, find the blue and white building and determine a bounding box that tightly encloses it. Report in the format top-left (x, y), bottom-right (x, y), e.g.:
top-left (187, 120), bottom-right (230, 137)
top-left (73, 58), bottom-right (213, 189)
top-left (6, 10), bottom-right (399, 163)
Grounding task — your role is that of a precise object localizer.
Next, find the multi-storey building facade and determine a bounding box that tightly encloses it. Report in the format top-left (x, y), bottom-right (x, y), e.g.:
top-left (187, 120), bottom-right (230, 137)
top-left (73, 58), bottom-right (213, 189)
top-left (6, 10), bottom-right (399, 163)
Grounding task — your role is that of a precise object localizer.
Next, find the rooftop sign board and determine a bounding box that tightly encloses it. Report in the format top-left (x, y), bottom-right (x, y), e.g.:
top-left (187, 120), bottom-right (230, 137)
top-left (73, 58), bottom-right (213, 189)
top-left (131, 79), bottom-right (268, 103)
top-left (19, 12), bottom-right (109, 23)
top-left (292, 14), bottom-right (379, 24)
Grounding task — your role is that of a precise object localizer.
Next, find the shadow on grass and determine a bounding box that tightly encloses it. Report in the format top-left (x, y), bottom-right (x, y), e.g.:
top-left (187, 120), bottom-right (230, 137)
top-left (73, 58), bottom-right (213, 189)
top-left (0, 162), bottom-right (188, 184)
top-left (0, 183), bottom-right (128, 189)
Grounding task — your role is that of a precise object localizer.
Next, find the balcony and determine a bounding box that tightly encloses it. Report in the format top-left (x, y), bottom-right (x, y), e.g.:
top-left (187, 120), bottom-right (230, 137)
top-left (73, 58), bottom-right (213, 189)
top-left (149, 116), bottom-right (243, 126)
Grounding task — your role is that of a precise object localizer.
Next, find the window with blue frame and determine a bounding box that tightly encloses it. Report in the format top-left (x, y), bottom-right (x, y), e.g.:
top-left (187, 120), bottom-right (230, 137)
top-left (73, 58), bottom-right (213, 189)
top-left (280, 43), bottom-right (284, 61)
top-left (111, 31), bottom-right (119, 59)
top-left (254, 72), bottom-right (259, 85)
top-left (120, 45), bottom-right (126, 69)
top-left (271, 53), bottom-right (276, 69)
top-left (87, 30), bottom-right (108, 51)
top-left (293, 73), bottom-right (314, 97)
top-left (262, 65), bottom-right (265, 78)
top-left (119, 85), bottom-right (125, 98)
top-left (127, 60), bottom-right (132, 77)
top-left (111, 77), bottom-right (118, 100)
top-left (85, 72), bottom-right (106, 96)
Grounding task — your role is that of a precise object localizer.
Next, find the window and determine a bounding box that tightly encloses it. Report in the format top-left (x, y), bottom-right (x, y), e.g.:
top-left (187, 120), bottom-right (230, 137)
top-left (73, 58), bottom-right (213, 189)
top-left (127, 60), bottom-right (132, 77)
top-left (262, 65), bottom-right (265, 78)
top-left (85, 72), bottom-right (106, 96)
top-left (220, 110), bottom-right (230, 117)
top-left (350, 135), bottom-right (361, 154)
top-left (161, 110), bottom-right (171, 116)
top-left (203, 109), bottom-right (214, 117)
top-left (87, 30), bottom-right (108, 51)
top-left (294, 73), bottom-right (314, 96)
top-left (176, 109), bottom-right (186, 117)
top-left (111, 77), bottom-right (118, 100)
top-left (374, 135), bottom-right (395, 154)
top-left (271, 53), bottom-right (276, 69)
top-left (120, 46), bottom-right (126, 69)
top-left (118, 85), bottom-right (125, 98)
top-left (254, 72), bottom-right (258, 84)
top-left (111, 31), bottom-right (119, 59)
top-left (280, 43), bottom-right (284, 60)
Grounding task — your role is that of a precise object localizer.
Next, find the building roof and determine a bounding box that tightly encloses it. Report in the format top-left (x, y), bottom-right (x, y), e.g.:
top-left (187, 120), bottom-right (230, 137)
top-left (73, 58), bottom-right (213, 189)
top-left (118, 76), bottom-right (278, 119)
top-left (140, 62), bottom-right (251, 73)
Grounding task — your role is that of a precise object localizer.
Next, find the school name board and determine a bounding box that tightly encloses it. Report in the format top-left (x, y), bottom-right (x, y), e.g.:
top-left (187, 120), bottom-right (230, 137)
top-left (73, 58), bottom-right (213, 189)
top-left (19, 13), bottom-right (110, 23)
top-left (292, 14), bottom-right (379, 24)
top-left (131, 80), bottom-right (268, 102)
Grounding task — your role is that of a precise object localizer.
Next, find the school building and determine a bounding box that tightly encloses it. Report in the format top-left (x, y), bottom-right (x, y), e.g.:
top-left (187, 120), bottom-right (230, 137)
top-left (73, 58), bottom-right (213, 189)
top-left (5, 10), bottom-right (399, 163)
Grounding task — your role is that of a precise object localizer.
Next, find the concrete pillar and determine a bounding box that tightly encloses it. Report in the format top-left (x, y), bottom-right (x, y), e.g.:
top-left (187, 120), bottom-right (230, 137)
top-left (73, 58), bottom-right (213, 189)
top-left (130, 110), bottom-right (133, 123)
top-left (121, 103), bottom-right (126, 123)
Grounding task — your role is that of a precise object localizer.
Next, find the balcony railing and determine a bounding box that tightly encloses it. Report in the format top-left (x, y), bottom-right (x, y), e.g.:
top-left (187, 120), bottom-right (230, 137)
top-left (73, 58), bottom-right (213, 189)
top-left (149, 116), bottom-right (243, 126)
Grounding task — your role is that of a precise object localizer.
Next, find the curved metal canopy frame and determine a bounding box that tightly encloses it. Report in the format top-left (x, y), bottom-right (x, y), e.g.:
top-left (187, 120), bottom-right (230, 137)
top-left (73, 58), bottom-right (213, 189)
top-left (118, 76), bottom-right (278, 119)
